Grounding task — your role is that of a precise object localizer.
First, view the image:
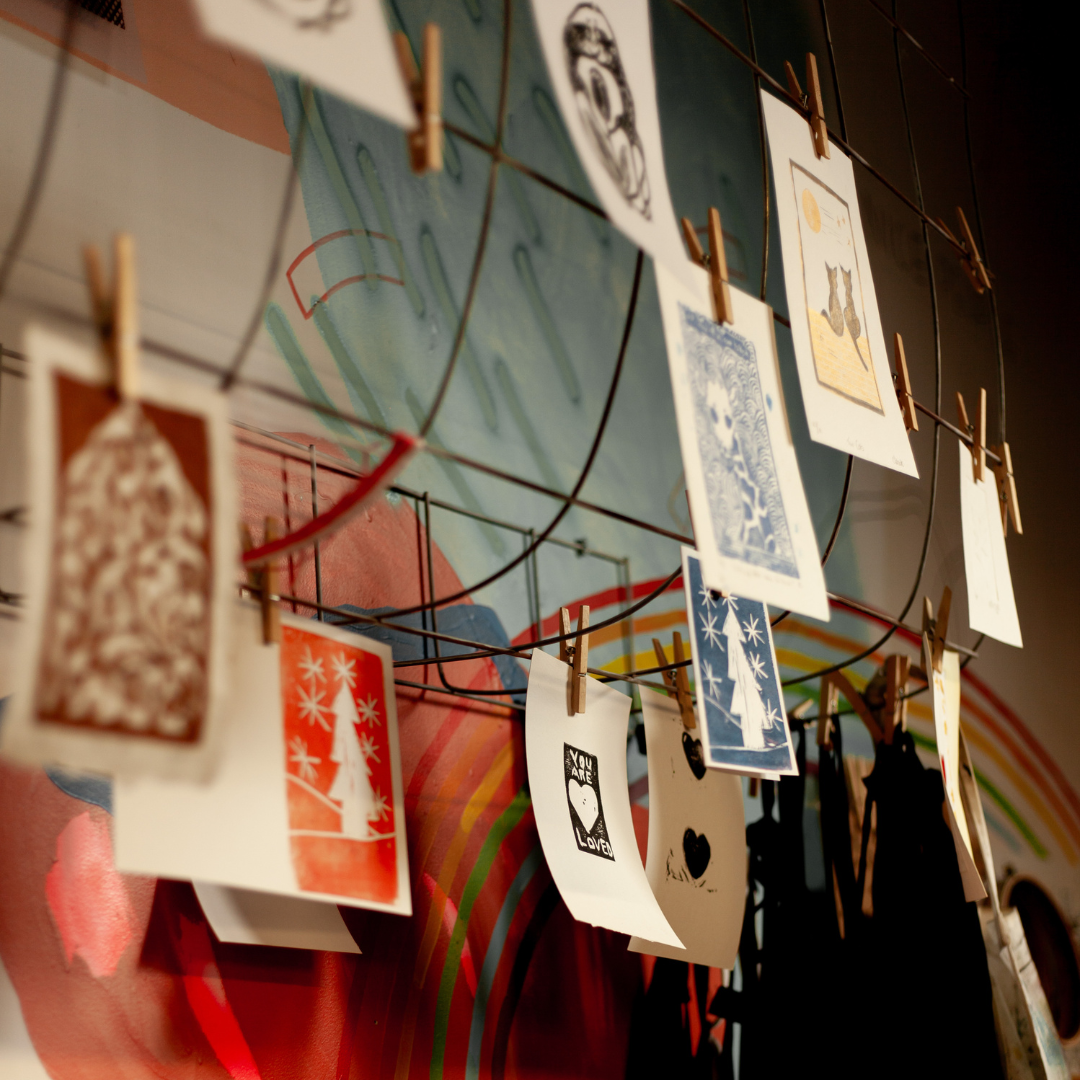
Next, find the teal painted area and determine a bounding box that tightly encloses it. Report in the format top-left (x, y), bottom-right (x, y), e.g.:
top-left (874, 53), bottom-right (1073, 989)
top-left (263, 302), bottom-right (364, 463)
top-left (312, 299), bottom-right (389, 428)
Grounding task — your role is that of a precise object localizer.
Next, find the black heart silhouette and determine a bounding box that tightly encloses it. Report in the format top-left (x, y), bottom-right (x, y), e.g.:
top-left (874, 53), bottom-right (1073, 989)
top-left (683, 828), bottom-right (711, 879)
top-left (682, 732), bottom-right (706, 780)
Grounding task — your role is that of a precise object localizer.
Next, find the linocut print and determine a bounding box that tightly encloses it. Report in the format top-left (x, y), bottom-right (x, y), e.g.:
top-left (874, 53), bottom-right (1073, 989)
top-left (680, 303), bottom-right (797, 579)
top-left (628, 688), bottom-right (745, 968)
top-left (2, 326), bottom-right (233, 781)
top-left (682, 548), bottom-right (797, 775)
top-left (280, 622), bottom-right (399, 902)
top-left (38, 376), bottom-right (212, 743)
top-left (792, 164), bottom-right (883, 413)
top-left (524, 647), bottom-right (682, 945)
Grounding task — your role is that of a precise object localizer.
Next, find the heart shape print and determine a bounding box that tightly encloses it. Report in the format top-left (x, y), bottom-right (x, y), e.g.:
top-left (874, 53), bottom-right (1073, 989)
top-left (568, 778), bottom-right (599, 833)
top-left (683, 828), bottom-right (711, 879)
top-left (682, 731), bottom-right (706, 780)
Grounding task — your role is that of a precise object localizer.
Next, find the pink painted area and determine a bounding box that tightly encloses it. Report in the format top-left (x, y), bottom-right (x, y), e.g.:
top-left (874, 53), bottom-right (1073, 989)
top-left (176, 914), bottom-right (263, 1080)
top-left (45, 811), bottom-right (134, 979)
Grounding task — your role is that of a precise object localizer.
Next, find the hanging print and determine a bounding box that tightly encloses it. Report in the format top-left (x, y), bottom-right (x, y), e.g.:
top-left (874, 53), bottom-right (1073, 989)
top-left (525, 647), bottom-right (682, 946)
top-left (191, 0), bottom-right (414, 129)
top-left (761, 90), bottom-right (918, 477)
top-left (530, 0), bottom-right (699, 290)
top-left (115, 604), bottom-right (411, 917)
top-left (628, 687), bottom-right (746, 968)
top-left (656, 261), bottom-right (828, 619)
top-left (682, 547), bottom-right (797, 776)
top-left (1, 326), bottom-right (235, 781)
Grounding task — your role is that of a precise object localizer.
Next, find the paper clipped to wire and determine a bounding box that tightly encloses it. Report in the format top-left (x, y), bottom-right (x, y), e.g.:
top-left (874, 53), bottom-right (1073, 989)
top-left (1, 326), bottom-right (236, 782)
top-left (628, 687), bottom-right (746, 968)
top-left (930, 649), bottom-right (986, 903)
top-left (529, 0), bottom-right (699, 291)
top-left (958, 443), bottom-right (1022, 647)
top-left (682, 548), bottom-right (798, 777)
top-left (760, 91), bottom-right (918, 477)
top-left (525, 647), bottom-right (682, 946)
top-left (656, 261), bottom-right (828, 620)
top-left (193, 882), bottom-right (360, 954)
top-left (116, 604), bottom-right (411, 917)
top-left (191, 0), bottom-right (415, 129)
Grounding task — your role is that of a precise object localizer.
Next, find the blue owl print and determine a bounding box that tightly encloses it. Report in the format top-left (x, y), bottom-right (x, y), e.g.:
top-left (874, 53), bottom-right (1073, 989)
top-left (679, 305), bottom-right (798, 578)
top-left (684, 550), bottom-right (794, 773)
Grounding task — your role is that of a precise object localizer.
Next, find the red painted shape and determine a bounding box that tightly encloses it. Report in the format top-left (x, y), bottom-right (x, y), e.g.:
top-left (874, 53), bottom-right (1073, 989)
top-left (176, 914), bottom-right (263, 1080)
top-left (44, 811), bottom-right (134, 979)
top-left (286, 228), bottom-right (405, 318)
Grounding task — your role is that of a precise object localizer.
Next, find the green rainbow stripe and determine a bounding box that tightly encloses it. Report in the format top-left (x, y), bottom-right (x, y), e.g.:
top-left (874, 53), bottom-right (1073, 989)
top-left (430, 788), bottom-right (532, 1079)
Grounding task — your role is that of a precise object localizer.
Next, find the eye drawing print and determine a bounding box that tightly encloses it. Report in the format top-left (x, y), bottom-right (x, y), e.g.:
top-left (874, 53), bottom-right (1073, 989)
top-left (255, 0), bottom-right (351, 30)
top-left (679, 305), bottom-right (797, 577)
top-left (793, 163), bottom-right (883, 413)
top-left (563, 4), bottom-right (651, 219)
top-left (564, 743), bottom-right (614, 860)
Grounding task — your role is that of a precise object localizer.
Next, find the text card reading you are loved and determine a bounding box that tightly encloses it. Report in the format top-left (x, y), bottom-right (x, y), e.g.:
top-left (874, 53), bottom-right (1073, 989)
top-left (115, 605), bottom-right (411, 920)
top-left (525, 648), bottom-right (682, 947)
top-left (629, 688), bottom-right (745, 968)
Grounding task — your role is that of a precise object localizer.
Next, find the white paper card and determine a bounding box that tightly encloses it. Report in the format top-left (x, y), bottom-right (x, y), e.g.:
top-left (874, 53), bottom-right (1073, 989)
top-left (191, 0), bottom-right (415, 129)
top-left (959, 445), bottom-right (1022, 647)
top-left (931, 649), bottom-right (985, 902)
top-left (525, 648), bottom-right (681, 946)
top-left (628, 688), bottom-right (745, 967)
top-left (1, 326), bottom-right (235, 781)
top-left (529, 0), bottom-right (698, 291)
top-left (760, 92), bottom-right (918, 477)
top-left (682, 548), bottom-right (798, 777)
top-left (657, 264), bottom-right (828, 619)
top-left (116, 604), bottom-right (411, 915)
top-left (194, 881), bottom-right (360, 954)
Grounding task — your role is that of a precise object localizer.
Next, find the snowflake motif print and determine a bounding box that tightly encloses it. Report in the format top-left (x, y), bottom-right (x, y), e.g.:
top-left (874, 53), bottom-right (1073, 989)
top-left (683, 549), bottom-right (794, 773)
top-left (564, 743), bottom-right (614, 861)
top-left (280, 625), bottom-right (397, 902)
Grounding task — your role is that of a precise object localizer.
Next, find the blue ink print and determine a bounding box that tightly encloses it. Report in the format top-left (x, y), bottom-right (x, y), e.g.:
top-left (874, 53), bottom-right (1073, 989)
top-left (679, 304), bottom-right (798, 578)
top-left (684, 551), bottom-right (793, 772)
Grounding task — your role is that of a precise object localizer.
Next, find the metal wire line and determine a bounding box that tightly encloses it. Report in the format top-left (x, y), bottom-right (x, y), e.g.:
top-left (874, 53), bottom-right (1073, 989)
top-left (667, 0), bottom-right (980, 266)
top-left (419, 0), bottom-right (512, 438)
top-left (0, 0), bottom-right (79, 304)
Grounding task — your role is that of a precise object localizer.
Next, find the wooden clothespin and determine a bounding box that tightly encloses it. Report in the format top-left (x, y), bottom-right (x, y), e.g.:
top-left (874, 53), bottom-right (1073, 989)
top-left (261, 517), bottom-right (282, 645)
top-left (883, 655), bottom-right (910, 744)
top-left (651, 633), bottom-right (696, 730)
top-left (990, 440), bottom-right (1022, 536)
top-left (921, 586), bottom-right (951, 674)
top-left (680, 217), bottom-right (706, 268)
top-left (956, 388), bottom-right (986, 483)
top-left (393, 24), bottom-right (442, 174)
top-left (822, 670), bottom-right (884, 744)
top-left (937, 209), bottom-right (991, 294)
top-left (785, 54), bottom-right (829, 159)
top-left (559, 605), bottom-right (590, 714)
top-left (83, 233), bottom-right (139, 400)
top-left (893, 333), bottom-right (918, 432)
top-left (707, 208), bottom-right (734, 325)
top-left (817, 675), bottom-right (838, 749)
